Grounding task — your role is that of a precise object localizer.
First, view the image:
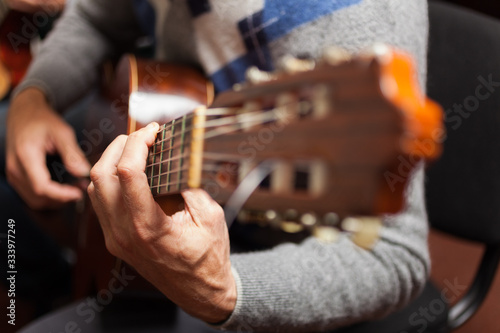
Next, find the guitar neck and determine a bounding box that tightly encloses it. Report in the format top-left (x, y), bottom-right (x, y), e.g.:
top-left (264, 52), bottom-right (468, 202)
top-left (146, 107), bottom-right (206, 197)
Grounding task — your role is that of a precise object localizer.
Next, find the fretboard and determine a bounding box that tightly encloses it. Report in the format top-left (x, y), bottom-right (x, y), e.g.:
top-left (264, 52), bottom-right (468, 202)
top-left (146, 114), bottom-right (194, 196)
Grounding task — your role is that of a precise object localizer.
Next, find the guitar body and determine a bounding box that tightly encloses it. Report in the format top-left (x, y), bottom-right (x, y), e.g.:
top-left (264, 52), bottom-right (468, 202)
top-left (74, 55), bottom-right (212, 297)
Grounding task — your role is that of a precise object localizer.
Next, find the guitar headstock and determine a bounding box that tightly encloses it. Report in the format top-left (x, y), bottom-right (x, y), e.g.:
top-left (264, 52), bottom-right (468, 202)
top-left (146, 45), bottom-right (444, 248)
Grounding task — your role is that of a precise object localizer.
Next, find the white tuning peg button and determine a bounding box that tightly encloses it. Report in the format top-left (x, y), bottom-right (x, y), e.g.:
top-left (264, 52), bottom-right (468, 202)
top-left (245, 66), bottom-right (275, 84)
top-left (280, 55), bottom-right (316, 74)
top-left (362, 43), bottom-right (394, 65)
top-left (322, 46), bottom-right (351, 65)
top-left (313, 226), bottom-right (340, 243)
top-left (342, 217), bottom-right (383, 250)
top-left (300, 213), bottom-right (318, 227)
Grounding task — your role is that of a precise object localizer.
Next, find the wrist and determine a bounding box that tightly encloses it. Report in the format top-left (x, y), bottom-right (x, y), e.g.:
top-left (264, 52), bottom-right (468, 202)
top-left (9, 87), bottom-right (50, 117)
top-left (212, 273), bottom-right (238, 324)
top-left (198, 265), bottom-right (238, 324)
top-left (14, 87), bottom-right (48, 104)
top-left (7, 87), bottom-right (54, 129)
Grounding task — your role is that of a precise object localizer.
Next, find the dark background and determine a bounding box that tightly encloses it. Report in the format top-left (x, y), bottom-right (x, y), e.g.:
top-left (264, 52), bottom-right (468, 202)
top-left (439, 0), bottom-right (500, 18)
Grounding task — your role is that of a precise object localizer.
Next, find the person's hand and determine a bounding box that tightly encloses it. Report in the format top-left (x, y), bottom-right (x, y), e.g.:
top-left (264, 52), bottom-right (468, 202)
top-left (5, 0), bottom-right (65, 13)
top-left (6, 88), bottom-right (91, 209)
top-left (87, 123), bottom-right (237, 324)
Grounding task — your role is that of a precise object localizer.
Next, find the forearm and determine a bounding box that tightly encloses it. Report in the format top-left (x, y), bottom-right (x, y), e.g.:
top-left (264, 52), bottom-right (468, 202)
top-left (13, 0), bottom-right (142, 111)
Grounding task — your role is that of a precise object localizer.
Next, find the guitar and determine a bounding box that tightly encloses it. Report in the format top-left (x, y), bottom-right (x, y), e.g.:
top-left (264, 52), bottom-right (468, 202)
top-left (75, 45), bottom-right (443, 297)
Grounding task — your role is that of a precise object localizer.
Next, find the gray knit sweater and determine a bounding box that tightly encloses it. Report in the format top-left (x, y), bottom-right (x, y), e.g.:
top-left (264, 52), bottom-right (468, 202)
top-left (16, 0), bottom-right (430, 331)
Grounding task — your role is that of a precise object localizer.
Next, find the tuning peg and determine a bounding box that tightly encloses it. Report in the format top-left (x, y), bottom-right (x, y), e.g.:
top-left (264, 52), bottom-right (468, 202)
top-left (265, 210), bottom-right (281, 229)
top-left (313, 226), bottom-right (340, 243)
top-left (310, 212), bottom-right (340, 243)
top-left (322, 46), bottom-right (351, 65)
top-left (361, 43), bottom-right (394, 65)
top-left (342, 217), bottom-right (382, 250)
top-left (300, 213), bottom-right (318, 227)
top-left (280, 55), bottom-right (316, 74)
top-left (280, 221), bottom-right (304, 233)
top-left (245, 66), bottom-right (276, 84)
top-left (280, 209), bottom-right (304, 233)
top-left (323, 212), bottom-right (340, 227)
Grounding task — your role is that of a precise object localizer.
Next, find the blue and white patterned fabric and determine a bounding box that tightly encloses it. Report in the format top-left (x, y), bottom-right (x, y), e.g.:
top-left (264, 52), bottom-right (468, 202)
top-left (187, 0), bottom-right (362, 91)
top-left (141, 0), bottom-right (364, 92)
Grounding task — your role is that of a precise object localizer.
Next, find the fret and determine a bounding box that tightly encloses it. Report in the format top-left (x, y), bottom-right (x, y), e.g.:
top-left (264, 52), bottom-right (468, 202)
top-left (188, 107), bottom-right (207, 188)
top-left (149, 131), bottom-right (158, 190)
top-left (147, 163), bottom-right (222, 182)
top-left (166, 119), bottom-right (176, 192)
top-left (148, 136), bottom-right (192, 157)
top-left (157, 125), bottom-right (166, 194)
top-left (178, 115), bottom-right (187, 191)
top-left (149, 178), bottom-right (189, 190)
top-left (147, 152), bottom-right (191, 169)
top-left (145, 111), bottom-right (203, 196)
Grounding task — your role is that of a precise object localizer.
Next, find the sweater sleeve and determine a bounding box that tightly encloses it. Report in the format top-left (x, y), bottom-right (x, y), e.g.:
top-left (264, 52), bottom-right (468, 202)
top-left (216, 1), bottom-right (431, 331)
top-left (219, 167), bottom-right (429, 332)
top-left (13, 0), bottom-right (143, 111)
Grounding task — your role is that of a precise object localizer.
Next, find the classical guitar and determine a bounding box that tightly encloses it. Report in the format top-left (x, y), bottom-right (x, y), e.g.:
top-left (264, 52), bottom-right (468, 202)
top-left (75, 45), bottom-right (443, 297)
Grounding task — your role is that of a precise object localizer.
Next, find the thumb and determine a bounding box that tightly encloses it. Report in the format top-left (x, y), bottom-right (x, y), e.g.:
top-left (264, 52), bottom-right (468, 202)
top-left (53, 127), bottom-right (91, 177)
top-left (181, 189), bottom-right (225, 228)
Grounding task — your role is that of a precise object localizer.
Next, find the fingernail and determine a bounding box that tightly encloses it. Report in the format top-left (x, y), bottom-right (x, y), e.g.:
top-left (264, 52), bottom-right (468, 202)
top-left (147, 122), bottom-right (159, 130)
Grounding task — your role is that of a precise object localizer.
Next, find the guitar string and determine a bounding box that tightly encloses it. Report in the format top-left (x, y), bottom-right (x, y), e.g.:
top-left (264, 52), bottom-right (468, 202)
top-left (147, 156), bottom-right (243, 191)
top-left (148, 176), bottom-right (237, 193)
top-left (148, 169), bottom-right (234, 192)
top-left (146, 151), bottom-right (248, 169)
top-left (147, 163), bottom-right (232, 181)
top-left (145, 110), bottom-right (276, 163)
top-left (145, 101), bottom-right (305, 193)
top-left (146, 156), bottom-right (248, 192)
top-left (148, 104), bottom-right (294, 158)
top-left (144, 107), bottom-right (287, 188)
top-left (151, 106), bottom-right (250, 136)
top-left (148, 172), bottom-right (216, 191)
top-left (149, 137), bottom-right (192, 156)
top-left (150, 101), bottom-right (302, 146)
top-left (150, 104), bottom-right (390, 162)
top-left (148, 176), bottom-right (189, 189)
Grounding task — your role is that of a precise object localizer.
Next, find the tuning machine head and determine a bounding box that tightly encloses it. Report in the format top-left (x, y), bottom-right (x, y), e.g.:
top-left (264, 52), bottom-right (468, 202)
top-left (245, 66), bottom-right (277, 85)
top-left (359, 43), bottom-right (395, 66)
top-left (279, 55), bottom-right (316, 74)
top-left (341, 217), bottom-right (383, 250)
top-left (321, 46), bottom-right (351, 66)
top-left (236, 209), bottom-right (382, 249)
